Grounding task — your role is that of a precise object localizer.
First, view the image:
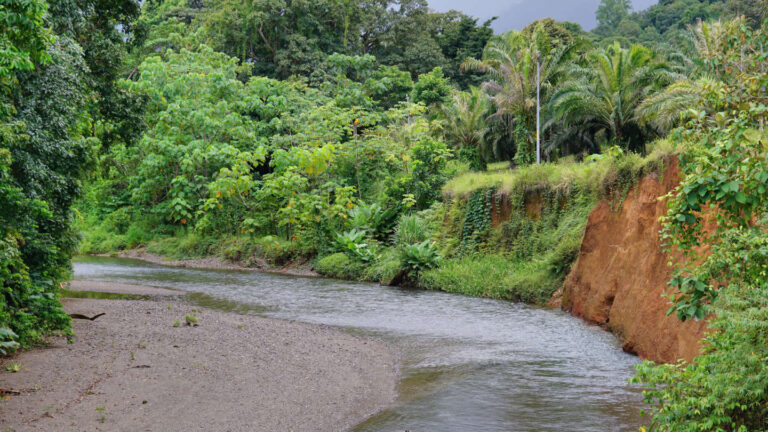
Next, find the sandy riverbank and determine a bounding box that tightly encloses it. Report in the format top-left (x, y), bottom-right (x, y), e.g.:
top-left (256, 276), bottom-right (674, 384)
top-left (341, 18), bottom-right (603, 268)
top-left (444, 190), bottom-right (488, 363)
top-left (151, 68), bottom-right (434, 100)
top-left (0, 281), bottom-right (398, 431)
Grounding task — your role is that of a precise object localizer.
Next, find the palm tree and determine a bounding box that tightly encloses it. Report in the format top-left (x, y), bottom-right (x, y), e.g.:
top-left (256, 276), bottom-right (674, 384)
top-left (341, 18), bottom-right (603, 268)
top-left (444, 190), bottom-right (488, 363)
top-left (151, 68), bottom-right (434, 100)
top-left (548, 42), bottom-right (675, 154)
top-left (637, 17), bottom-right (761, 132)
top-left (440, 87), bottom-right (492, 169)
top-left (462, 25), bottom-right (583, 163)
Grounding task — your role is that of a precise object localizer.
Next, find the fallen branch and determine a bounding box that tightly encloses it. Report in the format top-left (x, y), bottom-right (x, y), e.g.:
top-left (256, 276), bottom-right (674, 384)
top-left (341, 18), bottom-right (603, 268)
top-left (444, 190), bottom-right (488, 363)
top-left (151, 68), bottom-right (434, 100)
top-left (68, 312), bottom-right (106, 321)
top-left (0, 388), bottom-right (23, 395)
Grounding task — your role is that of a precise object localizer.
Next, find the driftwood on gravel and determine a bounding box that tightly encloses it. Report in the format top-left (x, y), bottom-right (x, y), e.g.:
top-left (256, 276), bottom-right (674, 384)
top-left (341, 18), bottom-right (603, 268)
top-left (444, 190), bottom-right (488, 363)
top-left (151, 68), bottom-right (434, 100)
top-left (67, 312), bottom-right (105, 321)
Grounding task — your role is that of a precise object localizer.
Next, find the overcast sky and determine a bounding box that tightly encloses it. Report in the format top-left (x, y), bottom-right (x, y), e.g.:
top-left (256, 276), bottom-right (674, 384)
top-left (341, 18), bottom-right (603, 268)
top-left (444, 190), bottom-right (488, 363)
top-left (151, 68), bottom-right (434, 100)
top-left (427, 0), bottom-right (658, 32)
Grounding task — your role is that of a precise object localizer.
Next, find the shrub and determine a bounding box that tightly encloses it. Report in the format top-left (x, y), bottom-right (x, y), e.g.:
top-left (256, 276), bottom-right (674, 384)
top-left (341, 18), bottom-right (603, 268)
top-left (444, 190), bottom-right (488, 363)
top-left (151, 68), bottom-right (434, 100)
top-left (333, 229), bottom-right (375, 262)
top-left (256, 236), bottom-right (300, 266)
top-left (394, 214), bottom-right (429, 247)
top-left (348, 203), bottom-right (395, 240)
top-left (399, 240), bottom-right (441, 276)
top-left (362, 248), bottom-right (402, 284)
top-left (315, 253), bottom-right (363, 280)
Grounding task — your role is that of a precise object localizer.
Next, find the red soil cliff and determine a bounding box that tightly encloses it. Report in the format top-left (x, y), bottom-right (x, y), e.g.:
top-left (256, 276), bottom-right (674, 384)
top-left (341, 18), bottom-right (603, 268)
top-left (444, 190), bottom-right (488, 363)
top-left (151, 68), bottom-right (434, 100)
top-left (561, 158), bottom-right (708, 364)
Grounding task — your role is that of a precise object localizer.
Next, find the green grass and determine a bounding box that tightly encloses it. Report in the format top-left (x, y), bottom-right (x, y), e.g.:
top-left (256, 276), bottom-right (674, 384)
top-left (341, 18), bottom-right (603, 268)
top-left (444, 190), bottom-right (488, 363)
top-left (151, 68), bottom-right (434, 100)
top-left (315, 253), bottom-right (364, 279)
top-left (443, 139), bottom-right (677, 198)
top-left (419, 255), bottom-right (561, 303)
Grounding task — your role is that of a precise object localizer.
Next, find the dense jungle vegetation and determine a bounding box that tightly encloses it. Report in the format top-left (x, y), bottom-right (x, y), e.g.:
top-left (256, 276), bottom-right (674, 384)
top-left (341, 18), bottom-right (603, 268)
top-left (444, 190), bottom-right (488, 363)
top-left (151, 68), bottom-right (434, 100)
top-left (2, 0), bottom-right (768, 429)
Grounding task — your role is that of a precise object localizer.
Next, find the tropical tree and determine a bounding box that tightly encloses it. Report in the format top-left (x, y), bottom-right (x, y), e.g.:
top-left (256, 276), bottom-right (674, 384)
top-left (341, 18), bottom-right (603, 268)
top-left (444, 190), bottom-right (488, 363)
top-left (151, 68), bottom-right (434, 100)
top-left (462, 23), bottom-right (582, 164)
top-left (439, 87), bottom-right (492, 170)
top-left (638, 17), bottom-right (767, 131)
top-left (548, 42), bottom-right (675, 154)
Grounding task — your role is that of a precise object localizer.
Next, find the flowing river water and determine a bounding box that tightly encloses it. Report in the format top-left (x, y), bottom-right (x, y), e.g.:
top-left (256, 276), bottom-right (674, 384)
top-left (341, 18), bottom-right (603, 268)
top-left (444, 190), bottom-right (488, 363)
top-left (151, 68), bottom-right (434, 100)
top-left (73, 256), bottom-right (646, 431)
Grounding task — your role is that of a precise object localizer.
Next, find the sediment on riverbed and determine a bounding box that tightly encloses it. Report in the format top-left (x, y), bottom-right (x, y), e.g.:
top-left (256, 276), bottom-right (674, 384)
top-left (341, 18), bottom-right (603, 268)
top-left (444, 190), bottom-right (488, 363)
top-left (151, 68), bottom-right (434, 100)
top-left (0, 281), bottom-right (398, 432)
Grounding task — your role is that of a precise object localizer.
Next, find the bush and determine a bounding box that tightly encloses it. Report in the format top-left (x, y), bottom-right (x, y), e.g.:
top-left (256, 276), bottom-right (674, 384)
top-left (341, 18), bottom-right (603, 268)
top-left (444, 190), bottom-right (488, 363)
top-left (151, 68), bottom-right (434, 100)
top-left (333, 229), bottom-right (375, 263)
top-left (315, 253), bottom-right (363, 280)
top-left (362, 248), bottom-right (402, 284)
top-left (256, 236), bottom-right (301, 266)
top-left (394, 214), bottom-right (429, 247)
top-left (399, 240), bottom-right (441, 277)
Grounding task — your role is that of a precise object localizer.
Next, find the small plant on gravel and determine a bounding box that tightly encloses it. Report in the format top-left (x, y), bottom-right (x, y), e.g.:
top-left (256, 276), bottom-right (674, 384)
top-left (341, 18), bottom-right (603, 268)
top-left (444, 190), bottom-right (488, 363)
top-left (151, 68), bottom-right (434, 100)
top-left (4, 362), bottom-right (21, 373)
top-left (96, 406), bottom-right (106, 423)
top-left (184, 314), bottom-right (199, 326)
top-left (172, 319), bottom-right (181, 327)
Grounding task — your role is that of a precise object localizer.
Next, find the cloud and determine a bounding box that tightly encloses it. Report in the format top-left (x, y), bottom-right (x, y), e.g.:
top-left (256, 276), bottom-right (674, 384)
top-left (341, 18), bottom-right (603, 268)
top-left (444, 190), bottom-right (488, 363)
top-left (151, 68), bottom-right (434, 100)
top-left (427, 0), bottom-right (658, 32)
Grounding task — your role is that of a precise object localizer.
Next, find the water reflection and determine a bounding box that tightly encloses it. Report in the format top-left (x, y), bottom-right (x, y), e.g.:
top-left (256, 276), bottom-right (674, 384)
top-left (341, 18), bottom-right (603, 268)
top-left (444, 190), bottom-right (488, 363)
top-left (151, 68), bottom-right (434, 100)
top-left (73, 256), bottom-right (645, 432)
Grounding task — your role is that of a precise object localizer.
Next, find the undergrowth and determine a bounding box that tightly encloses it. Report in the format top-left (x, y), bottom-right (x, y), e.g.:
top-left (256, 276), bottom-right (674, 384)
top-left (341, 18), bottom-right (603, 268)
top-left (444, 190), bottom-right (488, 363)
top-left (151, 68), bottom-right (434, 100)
top-left (77, 140), bottom-right (676, 306)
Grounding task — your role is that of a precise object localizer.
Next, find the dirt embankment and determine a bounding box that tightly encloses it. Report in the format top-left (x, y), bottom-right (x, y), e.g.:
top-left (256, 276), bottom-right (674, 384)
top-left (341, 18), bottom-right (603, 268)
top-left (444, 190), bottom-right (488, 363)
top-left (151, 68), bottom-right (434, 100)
top-left (0, 282), bottom-right (398, 432)
top-left (560, 158), bottom-right (708, 363)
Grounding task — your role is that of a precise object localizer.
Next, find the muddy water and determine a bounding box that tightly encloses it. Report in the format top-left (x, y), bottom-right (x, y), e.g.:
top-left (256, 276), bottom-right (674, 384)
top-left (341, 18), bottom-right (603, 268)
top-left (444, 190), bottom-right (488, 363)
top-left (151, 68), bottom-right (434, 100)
top-left (73, 257), bottom-right (646, 432)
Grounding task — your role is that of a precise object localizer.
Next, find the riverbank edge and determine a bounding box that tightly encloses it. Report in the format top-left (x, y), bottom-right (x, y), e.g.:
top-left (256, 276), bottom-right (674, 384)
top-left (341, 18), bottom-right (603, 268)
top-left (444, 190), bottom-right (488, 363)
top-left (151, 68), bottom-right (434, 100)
top-left (0, 280), bottom-right (400, 431)
top-left (95, 247), bottom-right (321, 277)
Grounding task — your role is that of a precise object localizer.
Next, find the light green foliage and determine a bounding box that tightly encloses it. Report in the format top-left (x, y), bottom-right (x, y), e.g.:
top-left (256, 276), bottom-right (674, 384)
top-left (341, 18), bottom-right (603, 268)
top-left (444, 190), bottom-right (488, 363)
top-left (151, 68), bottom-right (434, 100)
top-left (0, 0), bottom-right (51, 80)
top-left (4, 361), bottom-right (21, 372)
top-left (315, 252), bottom-right (363, 280)
top-left (634, 228), bottom-right (768, 431)
top-left (184, 314), bottom-right (198, 326)
top-left (420, 255), bottom-right (557, 303)
top-left (333, 229), bottom-right (375, 263)
top-left (123, 45), bottom-right (262, 225)
top-left (411, 67), bottom-right (452, 106)
top-left (399, 240), bottom-right (441, 276)
top-left (659, 18), bottom-right (767, 322)
top-left (348, 203), bottom-right (394, 240)
top-left (361, 248), bottom-right (402, 284)
top-left (443, 144), bottom-right (672, 198)
top-left (394, 214), bottom-right (430, 248)
top-left (433, 143), bottom-right (674, 302)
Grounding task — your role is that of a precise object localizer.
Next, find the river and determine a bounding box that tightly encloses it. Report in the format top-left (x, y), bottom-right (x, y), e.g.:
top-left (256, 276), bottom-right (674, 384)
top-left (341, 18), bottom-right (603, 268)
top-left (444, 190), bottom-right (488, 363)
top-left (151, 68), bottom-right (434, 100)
top-left (73, 256), bottom-right (646, 431)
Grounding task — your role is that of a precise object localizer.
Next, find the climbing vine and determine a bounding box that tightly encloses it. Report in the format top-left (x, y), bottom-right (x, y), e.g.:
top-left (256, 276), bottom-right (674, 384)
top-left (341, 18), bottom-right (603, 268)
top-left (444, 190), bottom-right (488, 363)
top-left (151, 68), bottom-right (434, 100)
top-left (460, 188), bottom-right (493, 252)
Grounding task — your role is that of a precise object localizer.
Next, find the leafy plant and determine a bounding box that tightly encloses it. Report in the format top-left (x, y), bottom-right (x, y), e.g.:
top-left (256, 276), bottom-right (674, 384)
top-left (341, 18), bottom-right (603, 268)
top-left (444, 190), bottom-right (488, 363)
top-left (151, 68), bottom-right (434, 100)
top-left (4, 361), bottom-right (21, 373)
top-left (0, 328), bottom-right (20, 355)
top-left (333, 229), bottom-right (374, 263)
top-left (399, 240), bottom-right (441, 276)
